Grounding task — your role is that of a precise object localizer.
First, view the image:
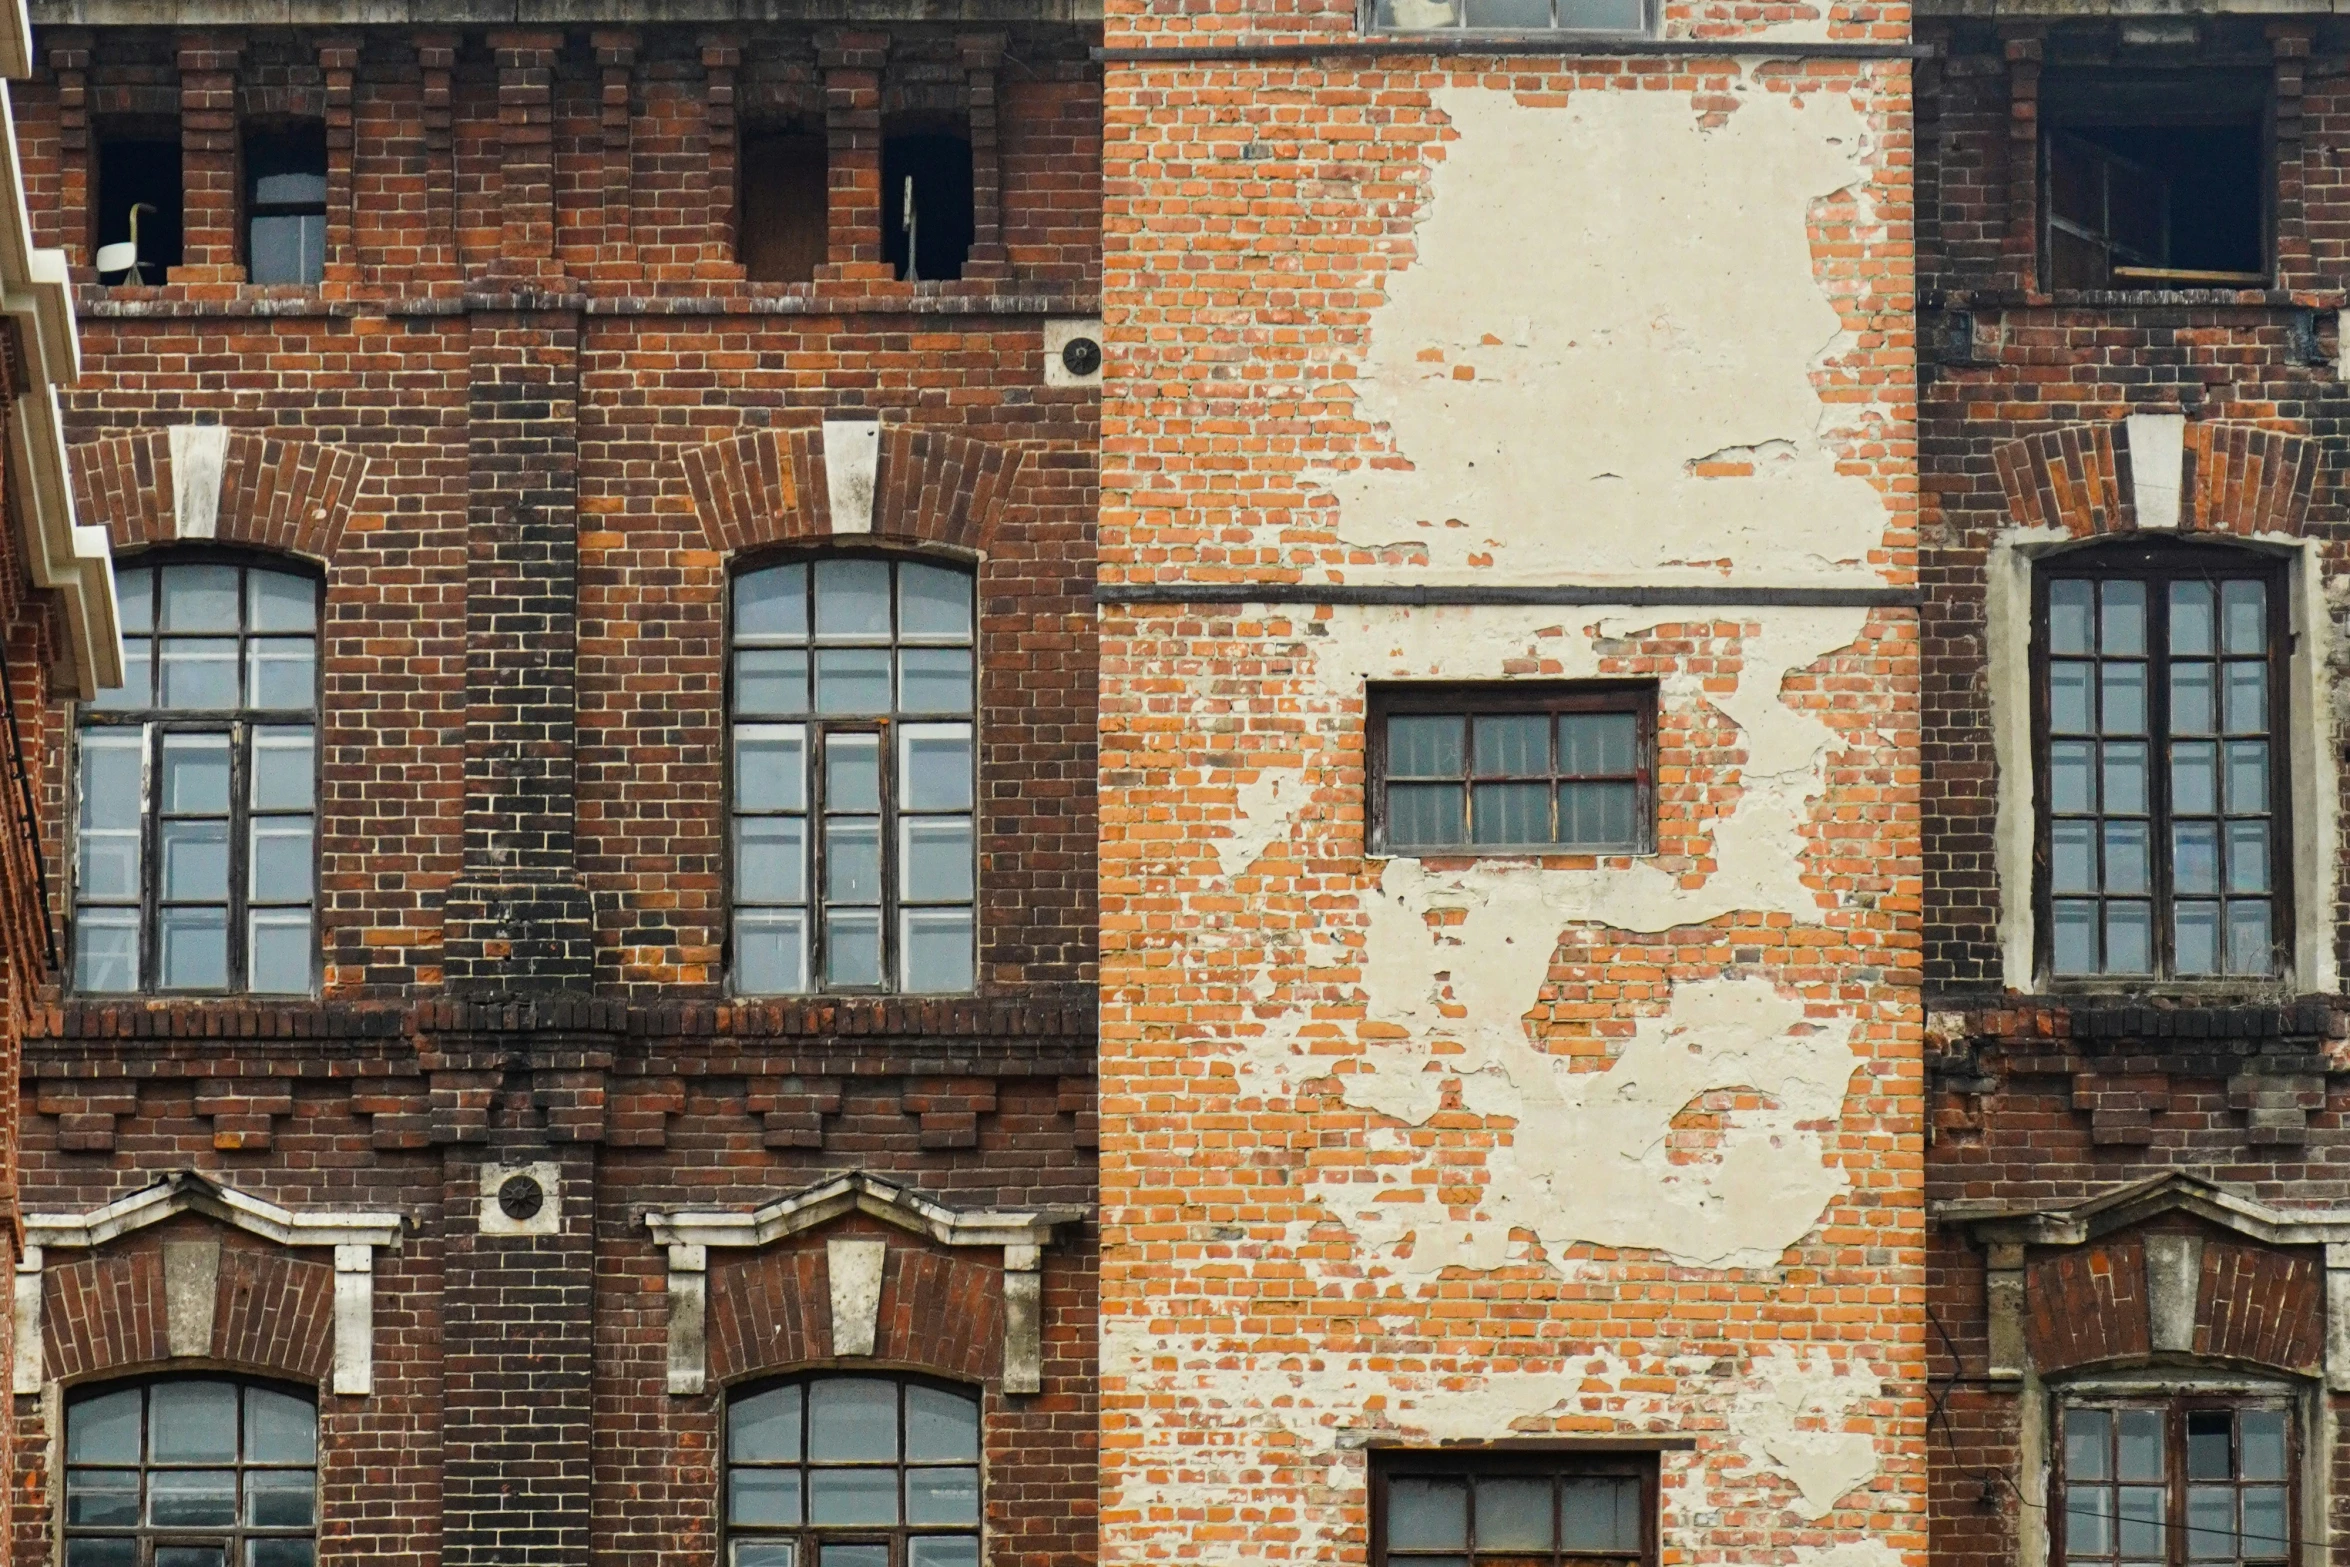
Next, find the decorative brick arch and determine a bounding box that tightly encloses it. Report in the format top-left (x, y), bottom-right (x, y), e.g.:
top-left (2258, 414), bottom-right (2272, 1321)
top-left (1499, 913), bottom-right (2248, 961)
top-left (680, 424), bottom-right (1029, 556)
top-left (40, 1231), bottom-right (339, 1387)
top-left (69, 428), bottom-right (370, 562)
top-left (1995, 418), bottom-right (2318, 539)
top-left (702, 1228), bottom-right (1006, 1387)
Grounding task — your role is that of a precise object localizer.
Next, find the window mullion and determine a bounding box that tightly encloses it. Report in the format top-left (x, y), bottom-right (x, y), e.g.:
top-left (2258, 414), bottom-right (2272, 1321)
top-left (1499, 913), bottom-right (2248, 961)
top-left (2149, 566), bottom-right (2175, 979)
top-left (141, 722), bottom-right (160, 993)
top-left (810, 721), bottom-right (829, 992)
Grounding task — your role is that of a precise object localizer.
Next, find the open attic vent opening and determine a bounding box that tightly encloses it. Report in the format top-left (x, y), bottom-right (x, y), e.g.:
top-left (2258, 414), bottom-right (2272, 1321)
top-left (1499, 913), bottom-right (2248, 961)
top-left (740, 125), bottom-right (828, 284)
top-left (2043, 72), bottom-right (2268, 290)
top-left (882, 124), bottom-right (974, 284)
top-left (94, 126), bottom-right (183, 283)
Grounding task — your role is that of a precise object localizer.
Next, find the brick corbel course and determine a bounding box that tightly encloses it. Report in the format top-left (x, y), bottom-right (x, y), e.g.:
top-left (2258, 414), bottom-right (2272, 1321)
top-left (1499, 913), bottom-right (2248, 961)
top-left (193, 1078), bottom-right (297, 1151)
top-left (35, 1082), bottom-right (139, 1153)
top-left (2071, 1069), bottom-right (2170, 1145)
top-left (744, 1073), bottom-right (843, 1148)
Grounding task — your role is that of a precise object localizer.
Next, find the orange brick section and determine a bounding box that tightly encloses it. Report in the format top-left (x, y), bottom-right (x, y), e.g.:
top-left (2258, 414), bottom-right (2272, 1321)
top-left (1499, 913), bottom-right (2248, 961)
top-left (1098, 11), bottom-right (1923, 1567)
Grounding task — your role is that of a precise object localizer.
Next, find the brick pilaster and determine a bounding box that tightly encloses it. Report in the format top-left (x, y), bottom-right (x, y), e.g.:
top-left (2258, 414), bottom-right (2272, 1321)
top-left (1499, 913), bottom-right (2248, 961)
top-left (419, 32), bottom-right (458, 274)
top-left (2271, 24), bottom-right (2312, 288)
top-left (591, 29), bottom-right (638, 276)
top-left (173, 31), bottom-right (244, 284)
top-left (46, 33), bottom-right (90, 271)
top-left (488, 30), bottom-right (561, 276)
top-left (2002, 29), bottom-right (2042, 292)
top-left (817, 30), bottom-right (891, 283)
top-left (319, 35), bottom-right (359, 289)
top-left (701, 33), bottom-right (743, 279)
top-left (960, 32), bottom-right (1007, 279)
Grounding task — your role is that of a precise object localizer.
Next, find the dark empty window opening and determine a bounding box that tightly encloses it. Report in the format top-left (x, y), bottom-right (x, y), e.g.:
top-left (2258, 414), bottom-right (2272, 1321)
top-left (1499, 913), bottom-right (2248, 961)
top-left (882, 126), bottom-right (973, 284)
top-left (93, 128), bottom-right (182, 283)
top-left (245, 121), bottom-right (328, 286)
top-left (2043, 73), bottom-right (2268, 291)
top-left (740, 126), bottom-right (828, 284)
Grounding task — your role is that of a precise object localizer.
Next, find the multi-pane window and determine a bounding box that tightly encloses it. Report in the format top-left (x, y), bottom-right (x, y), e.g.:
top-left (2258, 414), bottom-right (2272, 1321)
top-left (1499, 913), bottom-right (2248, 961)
top-left (726, 1376), bottom-right (980, 1567)
top-left (244, 123), bottom-right (327, 286)
top-left (730, 557), bottom-right (976, 994)
top-left (1371, 686), bottom-right (1652, 856)
top-left (63, 1378), bottom-right (318, 1567)
top-left (2039, 547), bottom-right (2286, 980)
top-left (2059, 1400), bottom-right (2293, 1565)
top-left (1377, 1455), bottom-right (1654, 1567)
top-left (1367, 0), bottom-right (1643, 33)
top-left (75, 560), bottom-right (319, 995)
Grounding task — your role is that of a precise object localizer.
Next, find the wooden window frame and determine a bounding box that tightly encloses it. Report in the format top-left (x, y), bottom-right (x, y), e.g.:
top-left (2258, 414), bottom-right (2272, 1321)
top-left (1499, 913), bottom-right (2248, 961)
top-left (2030, 540), bottom-right (2293, 986)
top-left (60, 1375), bottom-right (321, 1567)
top-left (723, 1373), bottom-right (984, 1567)
top-left (2051, 1394), bottom-right (2299, 1566)
top-left (1367, 683), bottom-right (1657, 858)
top-left (71, 554), bottom-right (322, 997)
top-left (1370, 1450), bottom-right (1659, 1567)
top-left (241, 119), bottom-right (329, 287)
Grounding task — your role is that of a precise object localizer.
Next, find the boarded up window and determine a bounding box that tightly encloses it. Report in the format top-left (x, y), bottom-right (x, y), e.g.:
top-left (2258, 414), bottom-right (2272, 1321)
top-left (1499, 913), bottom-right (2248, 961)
top-left (740, 130), bottom-right (827, 284)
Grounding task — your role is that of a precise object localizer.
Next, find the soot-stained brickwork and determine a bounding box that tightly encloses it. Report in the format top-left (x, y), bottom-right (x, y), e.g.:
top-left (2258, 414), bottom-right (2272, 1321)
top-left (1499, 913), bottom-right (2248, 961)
top-left (7, 14), bottom-right (1099, 1567)
top-left (1921, 12), bottom-right (2350, 1567)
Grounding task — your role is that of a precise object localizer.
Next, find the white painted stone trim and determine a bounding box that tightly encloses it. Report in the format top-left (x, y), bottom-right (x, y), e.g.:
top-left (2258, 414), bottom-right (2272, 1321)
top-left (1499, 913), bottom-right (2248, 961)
top-left (826, 1238), bottom-right (887, 1357)
top-left (19, 1170), bottom-right (404, 1396)
top-left (2123, 412), bottom-right (2184, 531)
top-left (646, 1171), bottom-right (1085, 1397)
top-left (167, 424), bottom-right (227, 540)
top-left (822, 419), bottom-right (881, 535)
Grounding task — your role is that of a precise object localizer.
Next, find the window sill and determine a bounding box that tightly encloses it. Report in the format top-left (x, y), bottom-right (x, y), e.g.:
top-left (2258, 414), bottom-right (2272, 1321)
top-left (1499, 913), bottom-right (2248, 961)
top-left (1929, 286), bottom-right (2326, 312)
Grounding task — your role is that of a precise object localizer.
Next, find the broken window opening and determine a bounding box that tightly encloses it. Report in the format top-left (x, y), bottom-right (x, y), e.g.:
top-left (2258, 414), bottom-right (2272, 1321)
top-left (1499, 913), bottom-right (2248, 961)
top-left (739, 125), bottom-right (828, 285)
top-left (881, 126), bottom-right (974, 284)
top-left (2042, 74), bottom-right (2268, 290)
top-left (244, 120), bottom-right (328, 286)
top-left (93, 126), bottom-right (183, 284)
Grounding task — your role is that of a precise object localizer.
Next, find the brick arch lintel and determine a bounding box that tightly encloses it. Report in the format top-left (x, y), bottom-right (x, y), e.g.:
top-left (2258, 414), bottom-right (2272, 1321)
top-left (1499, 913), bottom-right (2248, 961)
top-left (1950, 1171), bottom-right (2348, 1385)
top-left (69, 427), bottom-right (370, 564)
top-left (1995, 418), bottom-right (2319, 540)
top-left (647, 1169), bottom-right (1086, 1396)
top-left (20, 1169), bottom-right (403, 1396)
top-left (680, 421), bottom-right (1032, 558)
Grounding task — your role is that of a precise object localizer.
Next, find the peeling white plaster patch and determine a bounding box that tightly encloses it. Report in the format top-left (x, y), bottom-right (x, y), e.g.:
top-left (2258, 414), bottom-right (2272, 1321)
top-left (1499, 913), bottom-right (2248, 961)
top-left (1731, 1347), bottom-right (1883, 1518)
top-left (1317, 84), bottom-right (1892, 583)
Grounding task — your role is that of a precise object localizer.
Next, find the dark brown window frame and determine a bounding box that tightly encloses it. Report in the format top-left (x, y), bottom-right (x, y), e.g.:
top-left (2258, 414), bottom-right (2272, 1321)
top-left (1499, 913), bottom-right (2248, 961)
top-left (71, 552), bottom-right (323, 998)
top-left (2051, 1393), bottom-right (2300, 1566)
top-left (1370, 1449), bottom-right (1659, 1567)
top-left (723, 1372), bottom-right (984, 1567)
top-left (1367, 683), bottom-right (1657, 858)
top-left (2030, 539), bottom-right (2293, 986)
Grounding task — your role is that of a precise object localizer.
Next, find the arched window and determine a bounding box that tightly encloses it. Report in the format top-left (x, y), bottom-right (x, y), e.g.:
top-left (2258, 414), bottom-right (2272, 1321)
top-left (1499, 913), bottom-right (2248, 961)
top-left (726, 1375), bottom-right (980, 1567)
top-left (74, 558), bottom-right (320, 995)
top-left (729, 556), bottom-right (976, 995)
top-left (2036, 541), bottom-right (2288, 981)
top-left (63, 1376), bottom-right (318, 1566)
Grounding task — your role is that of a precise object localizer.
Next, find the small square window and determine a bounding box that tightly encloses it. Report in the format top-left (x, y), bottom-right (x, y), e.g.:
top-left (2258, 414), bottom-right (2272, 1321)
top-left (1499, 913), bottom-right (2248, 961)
top-left (1370, 685), bottom-right (1654, 857)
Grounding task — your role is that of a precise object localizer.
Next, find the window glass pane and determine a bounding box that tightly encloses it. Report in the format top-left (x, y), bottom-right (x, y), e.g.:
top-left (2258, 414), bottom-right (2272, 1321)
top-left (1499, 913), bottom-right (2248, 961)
top-left (148, 1469), bottom-right (236, 1526)
top-left (2227, 820), bottom-right (2270, 894)
top-left (2239, 1411), bottom-right (2286, 1481)
top-left (246, 1386), bottom-right (316, 1464)
top-left (1387, 1478), bottom-right (1467, 1548)
top-left (2100, 580), bottom-right (2146, 655)
top-left (2171, 661), bottom-right (2216, 735)
top-left (154, 1548), bottom-right (224, 1567)
top-left (2117, 1414), bottom-right (2161, 1480)
top-left (2174, 821), bottom-right (2220, 895)
top-left (737, 565), bottom-right (809, 641)
top-left (162, 821), bottom-right (231, 902)
top-left (816, 649), bottom-right (892, 714)
top-left (2225, 661), bottom-right (2267, 734)
top-left (729, 1468), bottom-right (803, 1526)
top-left (1560, 1477), bottom-right (1639, 1551)
top-left (2052, 900), bottom-right (2097, 975)
top-left (1387, 716), bottom-right (1463, 777)
top-left (900, 647), bottom-right (973, 713)
top-left (247, 638), bottom-right (316, 709)
top-left (68, 1388), bottom-right (144, 1463)
top-left (2116, 1484), bottom-right (2163, 1557)
top-left (2050, 741), bottom-right (2095, 814)
top-left (2051, 819), bottom-right (2097, 894)
top-left (901, 909), bottom-right (974, 994)
top-left (1387, 783), bottom-right (1465, 849)
top-left (808, 1369), bottom-right (898, 1452)
top-left (735, 910), bottom-right (808, 994)
top-left (247, 1544), bottom-right (315, 1567)
top-left (737, 818), bottom-right (807, 905)
top-left (159, 565), bottom-right (240, 631)
top-left (1561, 712), bottom-right (1636, 776)
top-left (2222, 579), bottom-right (2267, 655)
top-left (1561, 781), bottom-right (1637, 848)
top-left (1462, 0), bottom-right (1550, 23)
top-left (1471, 715), bottom-right (1547, 777)
top-left (808, 1468), bottom-right (899, 1526)
top-left (2171, 580), bottom-right (2216, 655)
top-left (2241, 1485), bottom-right (2289, 1558)
top-left (905, 1386), bottom-right (979, 1461)
top-left (1470, 782), bottom-right (1548, 845)
top-left (151, 1382), bottom-right (238, 1460)
top-left (2049, 662), bottom-right (2093, 734)
top-left (824, 909), bottom-right (882, 986)
top-left (248, 571), bottom-right (315, 632)
top-left (2185, 1485), bottom-right (2234, 1558)
top-left (825, 820), bottom-right (882, 904)
top-left (899, 562), bottom-right (973, 641)
top-left (64, 1468), bottom-right (139, 1526)
top-left (2104, 903), bottom-right (2152, 974)
top-left (251, 819), bottom-right (314, 902)
top-left (117, 566), bottom-right (154, 630)
top-left (1475, 1478), bottom-right (1552, 1549)
top-left (2050, 580), bottom-right (2095, 654)
top-left (905, 1466), bottom-right (979, 1525)
top-left (2227, 900), bottom-right (2272, 976)
top-left (732, 1385), bottom-right (804, 1462)
top-left (907, 1540), bottom-right (978, 1567)
top-left (74, 909), bottom-right (140, 992)
top-left (160, 907), bottom-right (230, 989)
top-left (901, 726), bottom-right (974, 813)
top-left (92, 636), bottom-right (150, 709)
top-left (249, 214), bottom-right (314, 285)
top-left (900, 817), bottom-right (973, 902)
top-left (827, 734), bottom-right (881, 813)
top-left (732, 1544), bottom-right (797, 1567)
top-left (247, 909), bottom-right (313, 994)
top-left (2226, 741), bottom-right (2270, 814)
top-left (160, 639), bottom-right (239, 709)
top-left (2173, 742), bottom-right (2218, 815)
top-left (2102, 821), bottom-right (2149, 896)
top-left (2065, 1483), bottom-right (2113, 1555)
top-left (252, 727), bottom-right (316, 811)
top-left (246, 1469), bottom-right (316, 1528)
top-left (736, 649), bottom-right (810, 716)
top-left (2186, 1412), bottom-right (2232, 1480)
top-left (79, 825), bottom-right (141, 902)
top-left (63, 1541), bottom-right (137, 1567)
top-left (80, 730), bottom-right (144, 830)
top-left (737, 725), bottom-right (807, 814)
top-left (161, 733), bottom-right (231, 815)
top-left (821, 1546), bottom-right (889, 1567)
top-left (2100, 663), bottom-right (2146, 735)
top-left (814, 559), bottom-right (893, 639)
top-left (2176, 901), bottom-right (2220, 975)
top-left (2100, 743), bottom-right (2146, 816)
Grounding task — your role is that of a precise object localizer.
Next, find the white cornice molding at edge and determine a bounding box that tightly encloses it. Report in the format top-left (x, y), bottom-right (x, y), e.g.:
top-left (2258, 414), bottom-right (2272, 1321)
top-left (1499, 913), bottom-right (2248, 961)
top-left (645, 1168), bottom-right (1087, 1253)
top-left (25, 1167), bottom-right (406, 1252)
